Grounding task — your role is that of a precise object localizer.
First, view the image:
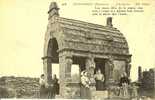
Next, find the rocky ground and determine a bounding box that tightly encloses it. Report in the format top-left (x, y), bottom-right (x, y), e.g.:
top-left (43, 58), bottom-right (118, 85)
top-left (0, 76), bottom-right (154, 99)
top-left (0, 76), bottom-right (40, 98)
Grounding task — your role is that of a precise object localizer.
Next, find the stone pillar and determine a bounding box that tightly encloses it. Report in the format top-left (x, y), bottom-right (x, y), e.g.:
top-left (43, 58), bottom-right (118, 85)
top-left (126, 58), bottom-right (131, 77)
top-left (65, 56), bottom-right (72, 79)
top-left (105, 58), bottom-right (115, 86)
top-left (85, 57), bottom-right (95, 79)
top-left (108, 58), bottom-right (114, 80)
top-left (85, 57), bottom-right (96, 98)
top-left (106, 58), bottom-right (115, 98)
top-left (59, 54), bottom-right (73, 98)
top-left (59, 55), bottom-right (66, 98)
top-left (104, 61), bottom-right (109, 87)
top-left (42, 56), bottom-right (52, 84)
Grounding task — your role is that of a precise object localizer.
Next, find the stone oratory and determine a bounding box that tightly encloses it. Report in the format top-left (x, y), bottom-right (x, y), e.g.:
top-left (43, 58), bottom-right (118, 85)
top-left (42, 2), bottom-right (132, 99)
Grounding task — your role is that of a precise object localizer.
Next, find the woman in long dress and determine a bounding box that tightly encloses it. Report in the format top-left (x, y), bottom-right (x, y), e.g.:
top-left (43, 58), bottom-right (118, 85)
top-left (39, 74), bottom-right (47, 98)
top-left (80, 70), bottom-right (91, 99)
top-left (52, 74), bottom-right (59, 95)
top-left (94, 69), bottom-right (105, 90)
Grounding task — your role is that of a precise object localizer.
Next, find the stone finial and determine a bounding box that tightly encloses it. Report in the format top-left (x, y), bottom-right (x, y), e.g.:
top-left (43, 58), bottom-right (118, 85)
top-left (106, 17), bottom-right (113, 27)
top-left (48, 2), bottom-right (59, 18)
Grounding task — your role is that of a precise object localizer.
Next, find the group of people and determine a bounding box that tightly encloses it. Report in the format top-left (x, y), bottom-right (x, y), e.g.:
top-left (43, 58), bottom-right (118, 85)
top-left (80, 68), bottom-right (131, 98)
top-left (39, 68), bottom-right (131, 98)
top-left (39, 74), bottom-right (59, 99)
top-left (80, 69), bottom-right (105, 98)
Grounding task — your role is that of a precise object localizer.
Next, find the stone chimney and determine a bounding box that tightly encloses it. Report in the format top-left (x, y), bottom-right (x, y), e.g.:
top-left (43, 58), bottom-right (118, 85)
top-left (106, 17), bottom-right (113, 27)
top-left (48, 2), bottom-right (59, 18)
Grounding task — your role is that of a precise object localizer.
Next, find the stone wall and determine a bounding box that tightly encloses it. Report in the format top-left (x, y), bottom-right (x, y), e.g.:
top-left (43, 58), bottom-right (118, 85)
top-left (113, 60), bottom-right (126, 82)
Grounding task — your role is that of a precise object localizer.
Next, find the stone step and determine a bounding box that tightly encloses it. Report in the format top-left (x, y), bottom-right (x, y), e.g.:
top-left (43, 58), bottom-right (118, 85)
top-left (55, 95), bottom-right (62, 98)
top-left (92, 90), bottom-right (108, 99)
top-left (55, 92), bottom-right (131, 100)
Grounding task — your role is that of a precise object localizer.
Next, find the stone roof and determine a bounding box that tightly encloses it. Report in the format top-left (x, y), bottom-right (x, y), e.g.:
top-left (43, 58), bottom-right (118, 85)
top-left (45, 2), bottom-right (131, 57)
top-left (54, 17), bottom-right (129, 55)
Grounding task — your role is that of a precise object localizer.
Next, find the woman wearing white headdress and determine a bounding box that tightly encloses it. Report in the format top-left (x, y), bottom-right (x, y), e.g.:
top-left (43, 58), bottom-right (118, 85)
top-left (39, 74), bottom-right (47, 98)
top-left (80, 70), bottom-right (91, 99)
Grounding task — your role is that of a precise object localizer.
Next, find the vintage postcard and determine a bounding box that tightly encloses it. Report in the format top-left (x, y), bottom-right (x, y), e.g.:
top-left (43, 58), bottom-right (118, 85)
top-left (0, 0), bottom-right (155, 99)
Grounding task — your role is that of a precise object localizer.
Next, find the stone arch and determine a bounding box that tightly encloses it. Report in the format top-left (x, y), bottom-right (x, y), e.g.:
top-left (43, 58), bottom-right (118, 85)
top-left (42, 36), bottom-right (60, 84)
top-left (43, 30), bottom-right (64, 57)
top-left (47, 38), bottom-right (59, 61)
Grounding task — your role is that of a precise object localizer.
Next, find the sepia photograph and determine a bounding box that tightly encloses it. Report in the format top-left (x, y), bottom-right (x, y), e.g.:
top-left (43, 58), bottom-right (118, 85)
top-left (0, 0), bottom-right (155, 99)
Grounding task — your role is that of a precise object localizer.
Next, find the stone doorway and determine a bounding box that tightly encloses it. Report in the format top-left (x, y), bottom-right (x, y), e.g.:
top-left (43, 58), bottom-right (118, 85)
top-left (94, 58), bottom-right (106, 74)
top-left (94, 58), bottom-right (107, 91)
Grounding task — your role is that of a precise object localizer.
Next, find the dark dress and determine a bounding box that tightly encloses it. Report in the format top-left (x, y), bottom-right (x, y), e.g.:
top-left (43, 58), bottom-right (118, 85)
top-left (47, 84), bottom-right (55, 99)
top-left (95, 80), bottom-right (104, 90)
top-left (40, 84), bottom-right (47, 98)
top-left (94, 74), bottom-right (104, 90)
top-left (53, 78), bottom-right (59, 95)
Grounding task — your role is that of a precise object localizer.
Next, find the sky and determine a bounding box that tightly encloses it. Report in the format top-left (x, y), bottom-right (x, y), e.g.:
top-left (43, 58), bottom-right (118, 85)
top-left (0, 0), bottom-right (155, 81)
